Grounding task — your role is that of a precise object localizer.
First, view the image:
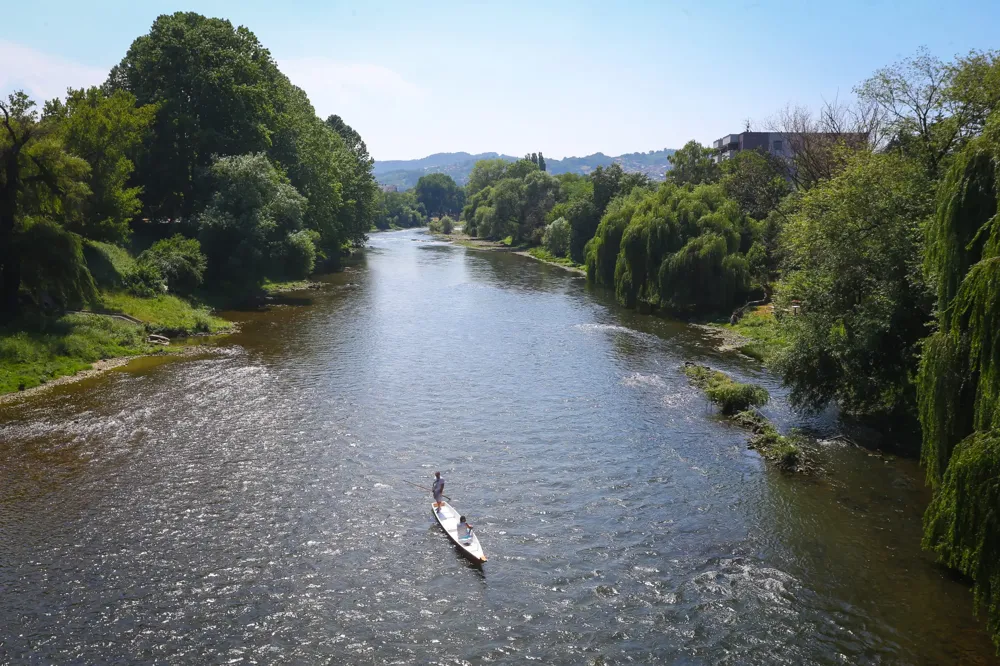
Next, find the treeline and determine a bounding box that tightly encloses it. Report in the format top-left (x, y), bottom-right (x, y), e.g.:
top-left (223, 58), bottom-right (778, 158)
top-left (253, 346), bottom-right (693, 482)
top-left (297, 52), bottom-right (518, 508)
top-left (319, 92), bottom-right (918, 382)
top-left (457, 47), bottom-right (1000, 651)
top-left (1, 11), bottom-right (379, 321)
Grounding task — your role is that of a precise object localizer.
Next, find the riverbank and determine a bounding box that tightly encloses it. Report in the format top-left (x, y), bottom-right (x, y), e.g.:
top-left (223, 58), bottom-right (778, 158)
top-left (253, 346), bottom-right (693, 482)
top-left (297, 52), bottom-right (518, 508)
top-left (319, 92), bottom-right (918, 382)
top-left (0, 294), bottom-right (230, 397)
top-left (699, 305), bottom-right (788, 362)
top-left (441, 232), bottom-right (587, 275)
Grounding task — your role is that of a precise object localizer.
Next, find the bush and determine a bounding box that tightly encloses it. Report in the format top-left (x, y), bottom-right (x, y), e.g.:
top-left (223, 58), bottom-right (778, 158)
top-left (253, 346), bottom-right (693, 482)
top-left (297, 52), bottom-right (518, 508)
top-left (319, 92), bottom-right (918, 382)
top-left (429, 216), bottom-right (455, 234)
top-left (137, 235), bottom-right (207, 295)
top-left (124, 262), bottom-right (166, 297)
top-left (542, 217), bottom-right (570, 257)
top-left (282, 230), bottom-right (317, 279)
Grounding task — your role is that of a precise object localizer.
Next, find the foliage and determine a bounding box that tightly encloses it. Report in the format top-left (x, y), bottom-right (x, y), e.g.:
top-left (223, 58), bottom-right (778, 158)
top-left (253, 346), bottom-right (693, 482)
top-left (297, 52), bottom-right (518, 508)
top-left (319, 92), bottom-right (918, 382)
top-left (667, 140), bottom-right (720, 186)
top-left (17, 218), bottom-right (97, 309)
top-left (774, 150), bottom-right (933, 423)
top-left (415, 173), bottom-right (464, 218)
top-left (197, 153), bottom-right (310, 291)
top-left (922, 431), bottom-right (1000, 650)
top-left (857, 47), bottom-right (1000, 177)
top-left (724, 306), bottom-right (789, 361)
top-left (1, 92), bottom-right (92, 320)
top-left (83, 240), bottom-right (137, 289)
top-left (588, 182), bottom-right (750, 314)
top-left (428, 215), bottom-right (455, 234)
top-left (106, 12), bottom-right (287, 220)
top-left (542, 217), bottom-right (571, 257)
top-left (682, 363), bottom-right (769, 414)
top-left (720, 149), bottom-right (791, 221)
top-left (44, 87), bottom-right (156, 243)
top-left (465, 159), bottom-right (510, 195)
top-left (376, 190), bottom-right (426, 229)
top-left (0, 312), bottom-right (149, 393)
top-left (137, 235), bottom-right (207, 296)
top-left (733, 410), bottom-right (805, 471)
top-left (123, 261), bottom-right (166, 298)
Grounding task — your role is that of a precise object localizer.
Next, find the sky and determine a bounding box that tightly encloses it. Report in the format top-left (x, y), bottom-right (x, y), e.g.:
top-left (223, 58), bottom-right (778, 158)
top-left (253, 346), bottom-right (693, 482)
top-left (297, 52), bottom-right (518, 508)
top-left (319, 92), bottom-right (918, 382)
top-left (2, 0), bottom-right (998, 161)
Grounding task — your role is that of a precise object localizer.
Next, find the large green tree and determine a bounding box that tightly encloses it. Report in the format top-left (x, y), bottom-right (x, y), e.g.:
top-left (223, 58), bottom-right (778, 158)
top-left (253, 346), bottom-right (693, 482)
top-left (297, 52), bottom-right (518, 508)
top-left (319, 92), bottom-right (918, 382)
top-left (774, 150), bottom-right (933, 424)
top-left (1, 93), bottom-right (94, 319)
top-left (415, 173), bottom-right (463, 218)
top-left (43, 87), bottom-right (156, 243)
top-left (107, 12), bottom-right (288, 221)
top-left (917, 110), bottom-right (1000, 651)
top-left (666, 140), bottom-right (720, 186)
top-left (197, 152), bottom-right (313, 291)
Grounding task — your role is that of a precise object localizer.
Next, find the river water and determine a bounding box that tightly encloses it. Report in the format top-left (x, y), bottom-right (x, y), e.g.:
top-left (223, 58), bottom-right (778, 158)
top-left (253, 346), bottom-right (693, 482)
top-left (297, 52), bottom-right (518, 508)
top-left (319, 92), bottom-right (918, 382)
top-left (0, 229), bottom-right (995, 665)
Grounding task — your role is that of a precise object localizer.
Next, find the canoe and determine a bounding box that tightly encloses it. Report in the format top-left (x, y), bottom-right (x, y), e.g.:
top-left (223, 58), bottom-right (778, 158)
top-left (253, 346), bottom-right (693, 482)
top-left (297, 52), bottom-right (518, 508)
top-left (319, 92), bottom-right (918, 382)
top-left (432, 501), bottom-right (487, 563)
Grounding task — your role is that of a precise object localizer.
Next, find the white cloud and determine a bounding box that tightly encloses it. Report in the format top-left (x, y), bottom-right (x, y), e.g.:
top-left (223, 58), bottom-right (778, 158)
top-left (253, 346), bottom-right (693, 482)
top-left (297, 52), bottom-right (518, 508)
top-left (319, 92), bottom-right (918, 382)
top-left (0, 40), bottom-right (108, 102)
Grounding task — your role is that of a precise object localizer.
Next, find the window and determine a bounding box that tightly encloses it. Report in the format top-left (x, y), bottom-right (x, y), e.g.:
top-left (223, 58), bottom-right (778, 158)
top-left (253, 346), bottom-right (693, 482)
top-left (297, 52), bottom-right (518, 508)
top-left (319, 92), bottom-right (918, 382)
top-left (772, 140), bottom-right (783, 153)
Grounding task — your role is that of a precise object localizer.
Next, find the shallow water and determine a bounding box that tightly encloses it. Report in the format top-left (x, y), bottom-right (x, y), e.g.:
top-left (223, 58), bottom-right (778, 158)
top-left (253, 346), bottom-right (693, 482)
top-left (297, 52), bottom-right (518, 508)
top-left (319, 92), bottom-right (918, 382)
top-left (0, 229), bottom-right (995, 664)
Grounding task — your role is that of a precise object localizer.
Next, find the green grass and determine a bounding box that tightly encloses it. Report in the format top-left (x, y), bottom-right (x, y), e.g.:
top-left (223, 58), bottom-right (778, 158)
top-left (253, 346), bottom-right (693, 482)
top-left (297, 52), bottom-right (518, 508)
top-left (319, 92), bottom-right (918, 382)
top-left (683, 363), bottom-right (770, 414)
top-left (262, 279), bottom-right (315, 294)
top-left (526, 247), bottom-right (585, 269)
top-left (722, 306), bottom-right (789, 362)
top-left (99, 292), bottom-right (230, 335)
top-left (83, 240), bottom-right (138, 289)
top-left (0, 313), bottom-right (151, 394)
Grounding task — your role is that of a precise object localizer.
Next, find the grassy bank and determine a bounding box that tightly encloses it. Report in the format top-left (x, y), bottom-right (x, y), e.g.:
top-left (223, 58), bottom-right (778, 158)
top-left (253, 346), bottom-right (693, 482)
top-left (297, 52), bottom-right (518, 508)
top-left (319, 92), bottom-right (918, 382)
top-left (523, 247), bottom-right (586, 274)
top-left (713, 305), bottom-right (789, 362)
top-left (1, 291), bottom-right (229, 396)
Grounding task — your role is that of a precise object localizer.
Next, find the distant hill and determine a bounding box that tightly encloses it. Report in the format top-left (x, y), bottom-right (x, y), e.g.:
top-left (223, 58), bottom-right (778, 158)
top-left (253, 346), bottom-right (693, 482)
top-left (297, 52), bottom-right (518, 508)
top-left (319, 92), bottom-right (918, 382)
top-left (373, 149), bottom-right (676, 190)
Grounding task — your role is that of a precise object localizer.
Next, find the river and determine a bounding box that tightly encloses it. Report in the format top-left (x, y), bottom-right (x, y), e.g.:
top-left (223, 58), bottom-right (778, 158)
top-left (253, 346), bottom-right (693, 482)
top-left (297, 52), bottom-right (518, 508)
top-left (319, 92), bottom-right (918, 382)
top-left (0, 229), bottom-right (995, 665)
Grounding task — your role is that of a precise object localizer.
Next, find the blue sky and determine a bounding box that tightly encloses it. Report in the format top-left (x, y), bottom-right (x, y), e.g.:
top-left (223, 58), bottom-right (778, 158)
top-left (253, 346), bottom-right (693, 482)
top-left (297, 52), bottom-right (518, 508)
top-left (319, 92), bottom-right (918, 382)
top-left (2, 1), bottom-right (997, 160)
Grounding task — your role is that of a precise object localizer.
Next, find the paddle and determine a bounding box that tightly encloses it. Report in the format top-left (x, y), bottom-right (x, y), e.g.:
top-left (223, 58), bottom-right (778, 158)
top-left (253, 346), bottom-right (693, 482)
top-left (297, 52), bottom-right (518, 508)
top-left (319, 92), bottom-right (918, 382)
top-left (401, 478), bottom-right (452, 501)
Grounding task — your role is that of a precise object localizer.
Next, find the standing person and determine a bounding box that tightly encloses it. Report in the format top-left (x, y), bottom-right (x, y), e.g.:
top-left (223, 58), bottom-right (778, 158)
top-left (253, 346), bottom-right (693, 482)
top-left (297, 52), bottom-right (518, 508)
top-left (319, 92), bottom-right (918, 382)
top-left (432, 471), bottom-right (445, 508)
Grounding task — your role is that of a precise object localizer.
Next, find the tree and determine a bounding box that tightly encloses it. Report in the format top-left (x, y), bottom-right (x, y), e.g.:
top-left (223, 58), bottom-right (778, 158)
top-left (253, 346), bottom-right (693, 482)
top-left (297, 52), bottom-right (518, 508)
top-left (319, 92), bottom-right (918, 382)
top-left (538, 151), bottom-right (546, 172)
top-left (773, 150), bottom-right (933, 424)
top-left (856, 47), bottom-right (1000, 177)
top-left (666, 140), bottom-right (720, 186)
top-left (505, 158), bottom-right (539, 180)
top-left (415, 173), bottom-right (462, 217)
top-left (43, 87), bottom-right (156, 243)
top-left (917, 110), bottom-right (1000, 651)
top-left (767, 100), bottom-right (879, 189)
top-left (1, 92), bottom-right (93, 319)
top-left (325, 114), bottom-right (379, 247)
top-left (197, 153), bottom-right (312, 291)
top-left (542, 217), bottom-right (570, 256)
top-left (376, 190), bottom-right (426, 230)
top-left (106, 12), bottom-right (288, 220)
top-left (518, 170), bottom-right (559, 243)
top-left (719, 149), bottom-right (791, 221)
top-left (466, 158), bottom-right (509, 196)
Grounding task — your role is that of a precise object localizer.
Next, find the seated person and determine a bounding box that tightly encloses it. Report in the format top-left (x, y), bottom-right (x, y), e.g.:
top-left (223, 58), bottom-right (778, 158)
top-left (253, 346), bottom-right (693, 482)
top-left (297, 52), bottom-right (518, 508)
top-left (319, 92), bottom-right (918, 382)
top-left (457, 515), bottom-right (474, 542)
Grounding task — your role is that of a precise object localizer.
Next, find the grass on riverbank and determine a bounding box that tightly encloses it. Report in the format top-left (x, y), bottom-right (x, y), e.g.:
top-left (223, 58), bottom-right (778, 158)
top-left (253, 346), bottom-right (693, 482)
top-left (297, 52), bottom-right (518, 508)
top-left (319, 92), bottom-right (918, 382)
top-left (525, 247), bottom-right (585, 270)
top-left (1, 289), bottom-right (231, 396)
top-left (0, 313), bottom-right (151, 394)
top-left (716, 305), bottom-right (789, 362)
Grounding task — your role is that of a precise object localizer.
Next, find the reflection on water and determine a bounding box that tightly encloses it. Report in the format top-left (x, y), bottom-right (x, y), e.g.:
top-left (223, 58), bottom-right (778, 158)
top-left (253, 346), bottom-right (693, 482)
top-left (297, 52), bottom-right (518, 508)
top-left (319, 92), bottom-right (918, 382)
top-left (0, 229), bottom-right (995, 664)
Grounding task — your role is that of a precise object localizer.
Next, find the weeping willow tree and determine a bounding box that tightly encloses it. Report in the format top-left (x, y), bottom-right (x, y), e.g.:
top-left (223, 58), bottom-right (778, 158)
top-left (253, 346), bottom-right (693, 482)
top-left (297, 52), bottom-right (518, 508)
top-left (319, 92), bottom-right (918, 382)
top-left (919, 111), bottom-right (1000, 651)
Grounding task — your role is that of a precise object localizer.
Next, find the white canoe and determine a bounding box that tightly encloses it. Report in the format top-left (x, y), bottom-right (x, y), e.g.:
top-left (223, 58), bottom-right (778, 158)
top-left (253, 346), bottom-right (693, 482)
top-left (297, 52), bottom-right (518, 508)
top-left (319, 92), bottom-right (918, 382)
top-left (432, 501), bottom-right (487, 563)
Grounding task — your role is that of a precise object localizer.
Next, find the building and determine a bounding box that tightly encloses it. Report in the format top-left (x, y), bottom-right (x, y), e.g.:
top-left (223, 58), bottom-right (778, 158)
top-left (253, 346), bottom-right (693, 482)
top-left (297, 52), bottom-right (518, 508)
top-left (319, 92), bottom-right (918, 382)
top-left (712, 132), bottom-right (792, 164)
top-left (712, 131), bottom-right (868, 164)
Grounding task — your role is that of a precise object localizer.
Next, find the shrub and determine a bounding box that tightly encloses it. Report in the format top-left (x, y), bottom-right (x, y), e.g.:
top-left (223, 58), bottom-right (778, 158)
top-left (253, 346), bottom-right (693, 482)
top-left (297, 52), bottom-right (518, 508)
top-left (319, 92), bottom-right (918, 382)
top-left (17, 218), bottom-right (96, 309)
top-left (429, 216), bottom-right (455, 234)
top-left (282, 230), bottom-right (317, 279)
top-left (542, 217), bottom-right (571, 257)
top-left (124, 262), bottom-right (166, 297)
top-left (83, 240), bottom-right (138, 289)
top-left (138, 235), bottom-right (207, 295)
